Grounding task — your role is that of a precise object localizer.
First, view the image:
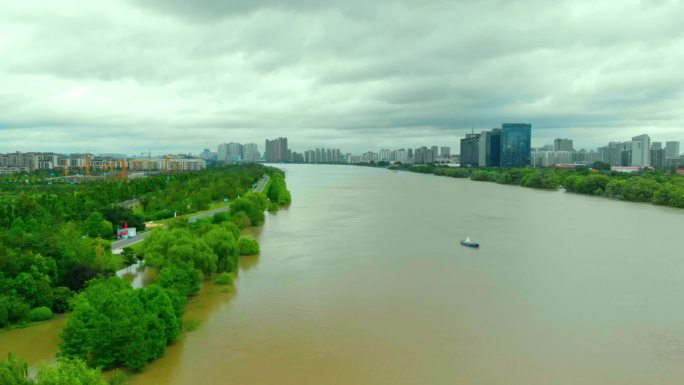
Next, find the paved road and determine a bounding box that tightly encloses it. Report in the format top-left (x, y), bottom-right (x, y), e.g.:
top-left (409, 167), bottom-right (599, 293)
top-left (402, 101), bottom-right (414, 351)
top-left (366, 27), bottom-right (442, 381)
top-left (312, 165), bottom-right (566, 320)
top-left (188, 206), bottom-right (229, 223)
top-left (255, 174), bottom-right (270, 193)
top-left (112, 230), bottom-right (152, 250)
top-left (112, 174), bottom-right (269, 251)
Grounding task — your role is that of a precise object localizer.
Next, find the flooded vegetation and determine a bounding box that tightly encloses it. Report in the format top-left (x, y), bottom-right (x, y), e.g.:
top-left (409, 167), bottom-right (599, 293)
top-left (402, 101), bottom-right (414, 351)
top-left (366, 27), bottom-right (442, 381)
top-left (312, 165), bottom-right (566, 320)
top-left (3, 164), bottom-right (684, 384)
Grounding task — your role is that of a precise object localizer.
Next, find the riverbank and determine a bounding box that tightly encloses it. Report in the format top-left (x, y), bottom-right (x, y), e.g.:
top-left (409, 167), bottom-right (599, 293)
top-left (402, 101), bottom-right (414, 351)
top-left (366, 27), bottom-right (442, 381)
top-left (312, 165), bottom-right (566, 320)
top-left (0, 166), bottom-right (291, 384)
top-left (380, 163), bottom-right (684, 209)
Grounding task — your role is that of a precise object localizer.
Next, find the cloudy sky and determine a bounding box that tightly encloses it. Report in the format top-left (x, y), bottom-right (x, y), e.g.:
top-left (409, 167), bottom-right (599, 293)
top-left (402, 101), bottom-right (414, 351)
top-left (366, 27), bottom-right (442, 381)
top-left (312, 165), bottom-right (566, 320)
top-left (1, 0), bottom-right (683, 155)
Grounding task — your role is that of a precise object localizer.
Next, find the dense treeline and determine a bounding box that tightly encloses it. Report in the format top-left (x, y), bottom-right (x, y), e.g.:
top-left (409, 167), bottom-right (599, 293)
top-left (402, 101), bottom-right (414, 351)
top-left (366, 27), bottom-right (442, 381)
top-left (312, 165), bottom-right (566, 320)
top-left (58, 175), bottom-right (291, 371)
top-left (0, 165), bottom-right (268, 329)
top-left (0, 353), bottom-right (129, 385)
top-left (60, 276), bottom-right (184, 370)
top-left (387, 163), bottom-right (684, 209)
top-left (266, 173), bottom-right (292, 208)
top-left (0, 164), bottom-right (266, 227)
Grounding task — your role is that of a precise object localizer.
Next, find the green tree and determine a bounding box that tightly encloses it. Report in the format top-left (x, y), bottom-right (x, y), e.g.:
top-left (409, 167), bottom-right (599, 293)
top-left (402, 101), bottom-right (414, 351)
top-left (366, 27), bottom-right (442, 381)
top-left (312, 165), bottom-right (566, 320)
top-left (157, 267), bottom-right (201, 298)
top-left (215, 272), bottom-right (233, 285)
top-left (144, 228), bottom-right (217, 276)
top-left (0, 353), bottom-right (30, 385)
top-left (28, 306), bottom-right (53, 322)
top-left (231, 211), bottom-right (251, 229)
top-left (60, 277), bottom-right (178, 371)
top-left (203, 227), bottom-right (239, 273)
top-left (86, 212), bottom-right (113, 239)
top-left (591, 161), bottom-right (612, 171)
top-left (136, 285), bottom-right (181, 359)
top-left (36, 358), bottom-right (107, 385)
top-left (50, 287), bottom-right (73, 314)
top-left (121, 248), bottom-right (138, 267)
top-left (238, 236), bottom-right (260, 256)
top-left (231, 192), bottom-right (269, 226)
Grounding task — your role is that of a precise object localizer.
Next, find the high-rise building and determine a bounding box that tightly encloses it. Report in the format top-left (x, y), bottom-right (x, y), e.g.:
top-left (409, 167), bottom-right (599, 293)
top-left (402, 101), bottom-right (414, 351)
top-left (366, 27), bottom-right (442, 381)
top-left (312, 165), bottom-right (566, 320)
top-left (302, 148), bottom-right (342, 163)
top-left (225, 142), bottom-right (243, 162)
top-left (618, 142), bottom-right (632, 166)
top-left (631, 134), bottom-right (650, 167)
top-left (665, 141), bottom-right (680, 159)
top-left (413, 147), bottom-right (429, 164)
top-left (554, 138), bottom-right (574, 152)
top-left (413, 147), bottom-right (424, 164)
top-left (460, 134), bottom-right (481, 166)
top-left (379, 149), bottom-right (391, 161)
top-left (531, 150), bottom-right (554, 167)
top-left (431, 146), bottom-right (439, 160)
top-left (291, 152), bottom-right (304, 163)
top-left (395, 149), bottom-right (407, 163)
top-left (199, 148), bottom-right (213, 160)
top-left (478, 129), bottom-right (501, 167)
top-left (264, 137), bottom-right (288, 162)
top-left (651, 142), bottom-right (662, 150)
top-left (573, 149), bottom-right (587, 163)
top-left (427, 147), bottom-right (436, 163)
top-left (407, 148), bottom-right (413, 162)
top-left (440, 147), bottom-right (451, 158)
top-left (650, 148), bottom-right (666, 168)
top-left (217, 143), bottom-right (229, 162)
top-left (362, 151), bottom-right (377, 163)
top-left (555, 151), bottom-right (573, 165)
top-left (586, 150), bottom-right (601, 163)
top-left (598, 142), bottom-right (622, 166)
top-left (242, 143), bottom-right (260, 162)
top-left (501, 123), bottom-right (531, 167)
top-left (531, 150), bottom-right (573, 167)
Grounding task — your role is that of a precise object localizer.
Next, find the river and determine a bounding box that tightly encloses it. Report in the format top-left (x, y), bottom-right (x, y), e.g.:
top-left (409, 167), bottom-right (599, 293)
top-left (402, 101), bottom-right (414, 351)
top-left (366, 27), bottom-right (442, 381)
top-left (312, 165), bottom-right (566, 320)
top-left (2, 164), bottom-right (684, 384)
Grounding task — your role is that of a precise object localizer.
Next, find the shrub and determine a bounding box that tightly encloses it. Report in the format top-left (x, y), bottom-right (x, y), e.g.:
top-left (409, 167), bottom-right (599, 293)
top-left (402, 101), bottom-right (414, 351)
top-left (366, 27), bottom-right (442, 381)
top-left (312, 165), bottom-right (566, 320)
top-left (185, 319), bottom-right (201, 332)
top-left (231, 211), bottom-right (251, 229)
top-left (108, 370), bottom-right (130, 385)
top-left (219, 221), bottom-right (240, 240)
top-left (59, 277), bottom-right (180, 371)
top-left (37, 357), bottom-right (108, 385)
top-left (238, 237), bottom-right (260, 256)
top-left (28, 306), bottom-right (53, 322)
top-left (215, 272), bottom-right (233, 285)
top-left (51, 287), bottom-right (73, 314)
top-left (212, 212), bottom-right (230, 224)
top-left (266, 174), bottom-right (292, 206)
top-left (0, 353), bottom-right (29, 384)
top-left (157, 267), bottom-right (201, 298)
top-left (0, 295), bottom-right (30, 326)
top-left (121, 248), bottom-right (137, 267)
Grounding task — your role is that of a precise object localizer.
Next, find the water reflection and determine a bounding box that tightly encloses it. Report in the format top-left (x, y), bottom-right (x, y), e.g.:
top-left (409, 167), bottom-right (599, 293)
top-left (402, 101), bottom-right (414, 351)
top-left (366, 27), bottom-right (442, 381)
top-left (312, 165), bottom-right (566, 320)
top-left (115, 262), bottom-right (157, 289)
top-left (239, 254), bottom-right (260, 272)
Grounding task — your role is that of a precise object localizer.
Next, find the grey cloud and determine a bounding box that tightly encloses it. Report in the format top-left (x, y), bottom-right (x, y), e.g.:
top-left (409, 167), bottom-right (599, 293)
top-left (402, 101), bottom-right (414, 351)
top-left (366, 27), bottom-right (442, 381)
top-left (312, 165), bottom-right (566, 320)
top-left (1, 0), bottom-right (683, 154)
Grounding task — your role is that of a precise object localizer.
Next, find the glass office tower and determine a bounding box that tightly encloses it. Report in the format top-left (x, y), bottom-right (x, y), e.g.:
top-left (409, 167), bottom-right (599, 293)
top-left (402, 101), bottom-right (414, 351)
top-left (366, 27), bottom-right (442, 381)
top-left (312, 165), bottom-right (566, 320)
top-left (501, 123), bottom-right (531, 167)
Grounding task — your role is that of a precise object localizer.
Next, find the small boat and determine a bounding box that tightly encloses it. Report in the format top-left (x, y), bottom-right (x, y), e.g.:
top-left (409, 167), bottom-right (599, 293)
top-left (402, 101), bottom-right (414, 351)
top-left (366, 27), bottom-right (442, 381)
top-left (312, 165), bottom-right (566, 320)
top-left (460, 236), bottom-right (479, 248)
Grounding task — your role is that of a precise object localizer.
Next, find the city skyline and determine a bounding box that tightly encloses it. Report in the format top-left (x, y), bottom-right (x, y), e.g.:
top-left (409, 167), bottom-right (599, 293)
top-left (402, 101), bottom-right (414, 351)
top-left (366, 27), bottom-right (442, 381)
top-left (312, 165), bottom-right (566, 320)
top-left (2, 1), bottom-right (684, 153)
top-left (3, 132), bottom-right (682, 158)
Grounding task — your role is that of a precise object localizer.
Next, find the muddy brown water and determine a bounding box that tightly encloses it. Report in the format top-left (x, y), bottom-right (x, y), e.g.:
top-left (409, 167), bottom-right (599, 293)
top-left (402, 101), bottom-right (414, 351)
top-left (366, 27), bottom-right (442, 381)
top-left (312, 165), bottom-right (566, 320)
top-left (2, 164), bottom-right (684, 384)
